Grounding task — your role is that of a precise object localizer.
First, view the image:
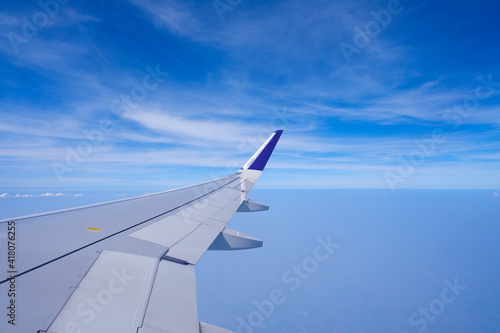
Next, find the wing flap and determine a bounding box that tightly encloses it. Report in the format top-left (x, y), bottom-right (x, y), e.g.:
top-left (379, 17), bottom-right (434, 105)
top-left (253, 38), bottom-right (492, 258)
top-left (138, 260), bottom-right (198, 333)
top-left (165, 198), bottom-right (242, 264)
top-left (46, 251), bottom-right (158, 333)
top-left (128, 214), bottom-right (202, 248)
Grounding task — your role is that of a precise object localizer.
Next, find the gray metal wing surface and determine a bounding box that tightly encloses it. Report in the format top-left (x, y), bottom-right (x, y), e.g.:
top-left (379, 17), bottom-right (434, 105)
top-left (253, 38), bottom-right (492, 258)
top-left (0, 130), bottom-right (283, 333)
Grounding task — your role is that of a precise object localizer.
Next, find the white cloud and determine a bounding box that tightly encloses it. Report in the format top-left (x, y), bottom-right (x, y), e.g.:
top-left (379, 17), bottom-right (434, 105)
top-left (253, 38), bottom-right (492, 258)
top-left (14, 194), bottom-right (31, 198)
top-left (7, 192), bottom-right (70, 198)
top-left (43, 193), bottom-right (66, 197)
top-left (125, 110), bottom-right (259, 144)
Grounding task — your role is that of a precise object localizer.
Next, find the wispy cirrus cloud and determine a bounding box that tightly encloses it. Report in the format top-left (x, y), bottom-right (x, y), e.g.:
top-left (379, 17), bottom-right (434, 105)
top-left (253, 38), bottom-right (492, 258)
top-left (125, 110), bottom-right (257, 144)
top-left (128, 0), bottom-right (202, 38)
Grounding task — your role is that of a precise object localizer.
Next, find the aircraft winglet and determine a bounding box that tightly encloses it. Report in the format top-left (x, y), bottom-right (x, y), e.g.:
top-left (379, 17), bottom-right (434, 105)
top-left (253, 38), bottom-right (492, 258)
top-left (242, 130), bottom-right (283, 171)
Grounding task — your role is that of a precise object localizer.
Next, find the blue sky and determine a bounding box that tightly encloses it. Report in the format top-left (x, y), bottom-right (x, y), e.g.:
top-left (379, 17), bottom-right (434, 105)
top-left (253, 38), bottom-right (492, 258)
top-left (1, 0), bottom-right (500, 194)
top-left (2, 2), bottom-right (500, 331)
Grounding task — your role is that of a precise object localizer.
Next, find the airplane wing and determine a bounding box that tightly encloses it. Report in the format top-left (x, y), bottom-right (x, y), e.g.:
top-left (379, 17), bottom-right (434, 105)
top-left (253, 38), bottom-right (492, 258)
top-left (0, 130), bottom-right (283, 333)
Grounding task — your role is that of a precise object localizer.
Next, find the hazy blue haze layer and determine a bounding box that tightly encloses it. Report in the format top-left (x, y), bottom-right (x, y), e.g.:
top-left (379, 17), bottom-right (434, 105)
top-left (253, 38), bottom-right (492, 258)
top-left (1, 189), bottom-right (498, 332)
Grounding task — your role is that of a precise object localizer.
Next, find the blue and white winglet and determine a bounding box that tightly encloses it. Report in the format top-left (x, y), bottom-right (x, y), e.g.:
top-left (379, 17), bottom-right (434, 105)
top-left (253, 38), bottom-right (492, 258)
top-left (0, 130), bottom-right (283, 333)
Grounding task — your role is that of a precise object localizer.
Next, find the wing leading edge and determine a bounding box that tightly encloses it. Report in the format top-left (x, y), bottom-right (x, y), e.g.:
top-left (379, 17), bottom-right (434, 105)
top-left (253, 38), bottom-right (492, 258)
top-left (0, 130), bottom-right (283, 333)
